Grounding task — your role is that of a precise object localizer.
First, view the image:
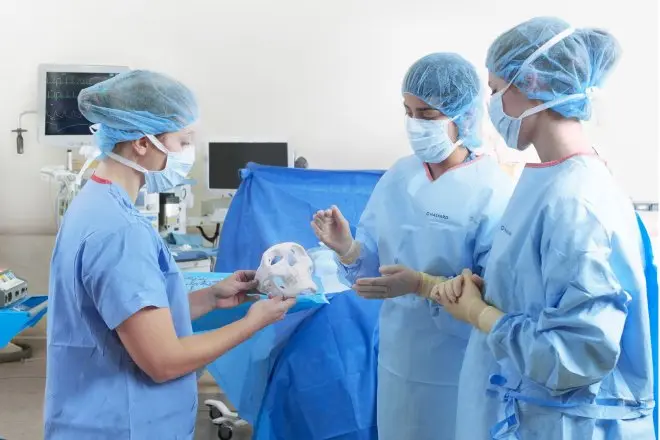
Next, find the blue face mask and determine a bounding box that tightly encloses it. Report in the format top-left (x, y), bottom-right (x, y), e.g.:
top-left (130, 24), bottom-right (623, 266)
top-left (108, 134), bottom-right (195, 193)
top-left (488, 90), bottom-right (526, 151)
top-left (405, 116), bottom-right (462, 163)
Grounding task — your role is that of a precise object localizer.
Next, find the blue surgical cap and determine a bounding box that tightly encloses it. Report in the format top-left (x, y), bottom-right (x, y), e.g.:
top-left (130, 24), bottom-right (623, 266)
top-left (402, 53), bottom-right (483, 148)
top-left (486, 17), bottom-right (621, 120)
top-left (78, 70), bottom-right (199, 153)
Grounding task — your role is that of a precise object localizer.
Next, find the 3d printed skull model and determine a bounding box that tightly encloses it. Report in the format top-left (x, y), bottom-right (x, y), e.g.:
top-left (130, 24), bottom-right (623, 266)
top-left (255, 242), bottom-right (318, 297)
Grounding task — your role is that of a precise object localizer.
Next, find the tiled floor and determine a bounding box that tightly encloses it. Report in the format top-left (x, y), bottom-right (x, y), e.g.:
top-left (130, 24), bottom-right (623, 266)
top-left (0, 338), bottom-right (252, 440)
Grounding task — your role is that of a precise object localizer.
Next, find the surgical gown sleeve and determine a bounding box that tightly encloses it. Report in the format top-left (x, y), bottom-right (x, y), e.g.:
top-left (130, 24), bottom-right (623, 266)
top-left (80, 223), bottom-right (170, 330)
top-left (487, 200), bottom-right (631, 394)
top-left (337, 192), bottom-right (381, 283)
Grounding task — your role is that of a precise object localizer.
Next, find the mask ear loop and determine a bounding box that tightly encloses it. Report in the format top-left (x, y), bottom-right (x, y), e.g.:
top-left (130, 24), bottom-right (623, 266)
top-left (108, 133), bottom-right (172, 177)
top-left (446, 113), bottom-right (465, 149)
top-left (517, 91), bottom-right (590, 120)
top-left (418, 114), bottom-right (466, 149)
top-left (145, 134), bottom-right (170, 155)
top-left (144, 133), bottom-right (198, 172)
top-left (106, 151), bottom-right (149, 173)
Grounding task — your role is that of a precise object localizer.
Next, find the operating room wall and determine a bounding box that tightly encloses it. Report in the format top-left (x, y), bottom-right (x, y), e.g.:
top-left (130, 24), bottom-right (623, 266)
top-left (0, 0), bottom-right (657, 234)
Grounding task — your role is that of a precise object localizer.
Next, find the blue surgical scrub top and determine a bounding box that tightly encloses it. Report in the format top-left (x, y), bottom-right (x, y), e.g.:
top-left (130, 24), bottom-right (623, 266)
top-left (44, 175), bottom-right (197, 440)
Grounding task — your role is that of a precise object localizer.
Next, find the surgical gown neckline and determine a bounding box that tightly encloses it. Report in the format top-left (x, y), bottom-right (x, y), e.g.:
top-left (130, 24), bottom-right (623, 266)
top-left (526, 151), bottom-right (600, 168)
top-left (423, 154), bottom-right (484, 181)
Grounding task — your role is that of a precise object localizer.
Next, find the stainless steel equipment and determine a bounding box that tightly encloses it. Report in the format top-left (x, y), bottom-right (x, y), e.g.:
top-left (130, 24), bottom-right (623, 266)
top-left (159, 193), bottom-right (182, 234)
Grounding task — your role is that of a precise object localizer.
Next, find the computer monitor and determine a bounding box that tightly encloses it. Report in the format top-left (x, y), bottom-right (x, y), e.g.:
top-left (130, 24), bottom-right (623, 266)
top-left (38, 64), bottom-right (129, 148)
top-left (208, 140), bottom-right (292, 195)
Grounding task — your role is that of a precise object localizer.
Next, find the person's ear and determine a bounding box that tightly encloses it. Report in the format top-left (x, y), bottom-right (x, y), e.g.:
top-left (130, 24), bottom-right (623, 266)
top-left (132, 137), bottom-right (151, 157)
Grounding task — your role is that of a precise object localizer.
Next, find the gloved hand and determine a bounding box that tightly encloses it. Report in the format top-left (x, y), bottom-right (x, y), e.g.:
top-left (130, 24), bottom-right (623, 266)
top-left (433, 271), bottom-right (485, 304)
top-left (354, 265), bottom-right (421, 299)
top-left (311, 206), bottom-right (354, 257)
top-left (433, 269), bottom-right (503, 332)
top-left (354, 265), bottom-right (447, 299)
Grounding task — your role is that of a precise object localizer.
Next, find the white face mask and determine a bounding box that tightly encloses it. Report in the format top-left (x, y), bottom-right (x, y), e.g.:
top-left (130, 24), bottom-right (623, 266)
top-left (405, 116), bottom-right (462, 163)
top-left (255, 243), bottom-right (317, 297)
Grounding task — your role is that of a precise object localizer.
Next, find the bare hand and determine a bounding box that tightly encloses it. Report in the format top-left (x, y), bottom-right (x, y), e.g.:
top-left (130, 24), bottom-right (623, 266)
top-left (211, 270), bottom-right (259, 309)
top-left (246, 296), bottom-right (297, 329)
top-left (354, 265), bottom-right (420, 299)
top-left (311, 206), bottom-right (353, 255)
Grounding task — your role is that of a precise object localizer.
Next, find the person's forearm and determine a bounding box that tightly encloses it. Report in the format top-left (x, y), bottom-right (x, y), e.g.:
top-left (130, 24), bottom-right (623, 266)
top-left (486, 302), bottom-right (625, 392)
top-left (188, 287), bottom-right (215, 320)
top-left (157, 317), bottom-right (261, 382)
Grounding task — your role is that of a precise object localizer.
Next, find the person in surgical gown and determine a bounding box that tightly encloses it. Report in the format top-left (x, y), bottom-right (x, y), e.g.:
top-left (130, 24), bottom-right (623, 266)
top-left (44, 71), bottom-right (295, 440)
top-left (311, 53), bottom-right (514, 440)
top-left (433, 17), bottom-right (656, 440)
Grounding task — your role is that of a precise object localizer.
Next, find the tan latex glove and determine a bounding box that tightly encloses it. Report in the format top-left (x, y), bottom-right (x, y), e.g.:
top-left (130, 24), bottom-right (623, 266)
top-left (311, 206), bottom-right (357, 262)
top-left (433, 269), bottom-right (503, 333)
top-left (354, 265), bottom-right (446, 299)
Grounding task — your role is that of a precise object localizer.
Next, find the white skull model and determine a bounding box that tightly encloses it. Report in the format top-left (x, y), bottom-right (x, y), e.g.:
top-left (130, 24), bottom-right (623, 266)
top-left (255, 242), bottom-right (317, 297)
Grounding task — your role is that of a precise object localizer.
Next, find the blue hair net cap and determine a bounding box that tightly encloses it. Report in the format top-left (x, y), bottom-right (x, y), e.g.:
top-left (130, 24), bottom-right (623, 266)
top-left (78, 70), bottom-right (199, 153)
top-left (486, 17), bottom-right (621, 120)
top-left (402, 53), bottom-right (483, 148)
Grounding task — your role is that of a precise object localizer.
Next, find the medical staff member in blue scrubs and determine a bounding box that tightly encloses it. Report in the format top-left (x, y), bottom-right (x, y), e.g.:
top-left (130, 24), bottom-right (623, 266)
top-left (312, 53), bottom-right (514, 440)
top-left (435, 17), bottom-right (655, 439)
top-left (44, 70), bottom-right (295, 440)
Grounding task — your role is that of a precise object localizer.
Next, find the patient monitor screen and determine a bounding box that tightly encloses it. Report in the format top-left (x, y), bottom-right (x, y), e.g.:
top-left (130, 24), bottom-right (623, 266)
top-left (45, 72), bottom-right (120, 136)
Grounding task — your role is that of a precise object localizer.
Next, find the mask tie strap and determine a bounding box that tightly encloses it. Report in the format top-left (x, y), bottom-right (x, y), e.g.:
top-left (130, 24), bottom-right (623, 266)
top-left (518, 91), bottom-right (588, 119)
top-left (76, 124), bottom-right (103, 186)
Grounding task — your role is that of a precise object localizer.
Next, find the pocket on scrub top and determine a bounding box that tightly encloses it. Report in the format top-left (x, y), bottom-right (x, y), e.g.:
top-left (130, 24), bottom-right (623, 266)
top-left (159, 244), bottom-right (181, 274)
top-left (159, 245), bottom-right (186, 291)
